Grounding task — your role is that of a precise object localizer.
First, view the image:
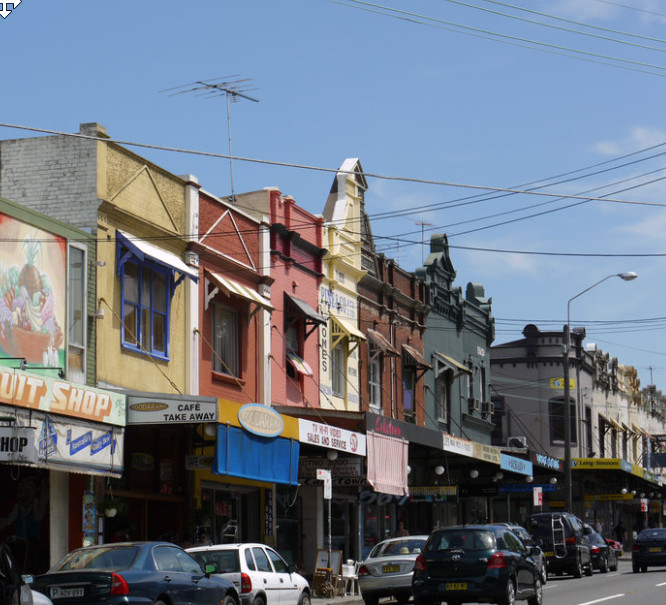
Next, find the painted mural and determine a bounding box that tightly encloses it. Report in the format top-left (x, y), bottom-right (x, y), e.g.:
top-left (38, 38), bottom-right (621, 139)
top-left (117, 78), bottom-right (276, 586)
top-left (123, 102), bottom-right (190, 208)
top-left (0, 215), bottom-right (66, 367)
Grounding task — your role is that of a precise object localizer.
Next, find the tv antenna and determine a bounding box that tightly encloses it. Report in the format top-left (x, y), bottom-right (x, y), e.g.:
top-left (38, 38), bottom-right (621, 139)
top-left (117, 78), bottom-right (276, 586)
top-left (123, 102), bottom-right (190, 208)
top-left (161, 76), bottom-right (259, 203)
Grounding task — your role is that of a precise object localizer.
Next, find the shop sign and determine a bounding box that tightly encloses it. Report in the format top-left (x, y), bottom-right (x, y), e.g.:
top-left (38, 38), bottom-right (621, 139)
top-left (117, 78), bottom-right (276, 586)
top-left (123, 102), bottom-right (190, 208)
top-left (501, 453), bottom-right (533, 476)
top-left (533, 453), bottom-right (562, 471)
top-left (443, 433), bottom-right (475, 458)
top-left (185, 455), bottom-right (214, 470)
top-left (299, 456), bottom-right (363, 478)
top-left (0, 426), bottom-right (37, 463)
top-left (408, 485), bottom-right (457, 503)
top-left (572, 458), bottom-right (630, 471)
top-left (238, 403), bottom-right (284, 437)
top-left (0, 369), bottom-right (125, 426)
top-left (474, 443), bottom-right (501, 464)
top-left (359, 489), bottom-right (410, 505)
top-left (500, 483), bottom-right (556, 493)
top-left (583, 493), bottom-right (634, 501)
top-left (127, 395), bottom-right (217, 425)
top-left (459, 484), bottom-right (499, 497)
top-left (533, 487), bottom-right (543, 506)
top-left (298, 419), bottom-right (366, 455)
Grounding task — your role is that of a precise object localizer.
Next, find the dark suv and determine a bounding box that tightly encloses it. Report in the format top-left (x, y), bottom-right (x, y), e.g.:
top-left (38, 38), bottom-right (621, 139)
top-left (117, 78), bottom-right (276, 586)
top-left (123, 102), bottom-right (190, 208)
top-left (528, 513), bottom-right (592, 578)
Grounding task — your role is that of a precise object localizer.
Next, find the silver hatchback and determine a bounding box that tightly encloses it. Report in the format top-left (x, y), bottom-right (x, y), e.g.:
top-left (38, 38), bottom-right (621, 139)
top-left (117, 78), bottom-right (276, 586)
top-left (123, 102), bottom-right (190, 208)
top-left (358, 536), bottom-right (428, 605)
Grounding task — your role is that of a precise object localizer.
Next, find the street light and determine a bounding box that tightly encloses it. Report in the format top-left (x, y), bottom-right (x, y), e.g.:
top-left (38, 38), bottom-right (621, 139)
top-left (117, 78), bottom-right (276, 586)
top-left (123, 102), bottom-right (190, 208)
top-left (563, 272), bottom-right (637, 511)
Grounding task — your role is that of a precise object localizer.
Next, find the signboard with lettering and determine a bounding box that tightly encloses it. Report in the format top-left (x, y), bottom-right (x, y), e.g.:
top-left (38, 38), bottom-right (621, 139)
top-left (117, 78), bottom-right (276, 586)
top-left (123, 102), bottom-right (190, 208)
top-left (238, 404), bottom-right (283, 437)
top-left (127, 395), bottom-right (217, 425)
top-left (443, 433), bottom-right (475, 458)
top-left (533, 487), bottom-right (543, 506)
top-left (299, 456), bottom-right (363, 478)
top-left (500, 453), bottom-right (533, 476)
top-left (298, 419), bottom-right (366, 455)
top-left (0, 426), bottom-right (37, 463)
top-left (550, 378), bottom-right (575, 390)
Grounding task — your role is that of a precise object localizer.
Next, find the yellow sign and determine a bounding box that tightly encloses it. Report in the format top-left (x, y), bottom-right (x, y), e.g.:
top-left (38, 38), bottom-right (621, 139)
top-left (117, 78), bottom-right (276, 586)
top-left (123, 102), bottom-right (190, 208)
top-left (474, 443), bottom-right (502, 465)
top-left (584, 493), bottom-right (634, 501)
top-left (571, 458), bottom-right (623, 470)
top-left (550, 377), bottom-right (575, 389)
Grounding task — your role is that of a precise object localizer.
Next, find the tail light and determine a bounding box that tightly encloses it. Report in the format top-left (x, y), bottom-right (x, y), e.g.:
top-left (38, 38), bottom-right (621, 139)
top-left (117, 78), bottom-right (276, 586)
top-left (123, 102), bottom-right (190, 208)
top-left (240, 573), bottom-right (252, 594)
top-left (487, 552), bottom-right (506, 570)
top-left (590, 546), bottom-right (600, 554)
top-left (357, 565), bottom-right (370, 576)
top-left (565, 537), bottom-right (576, 545)
top-left (632, 544), bottom-right (640, 552)
top-left (414, 555), bottom-right (427, 572)
top-left (110, 573), bottom-right (129, 596)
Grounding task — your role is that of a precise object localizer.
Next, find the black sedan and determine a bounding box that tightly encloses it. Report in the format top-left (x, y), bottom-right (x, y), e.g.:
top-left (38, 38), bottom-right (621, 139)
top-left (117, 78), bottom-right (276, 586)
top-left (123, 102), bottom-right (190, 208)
top-left (632, 528), bottom-right (666, 573)
top-left (412, 525), bottom-right (542, 605)
top-left (29, 541), bottom-right (240, 605)
top-left (585, 529), bottom-right (618, 573)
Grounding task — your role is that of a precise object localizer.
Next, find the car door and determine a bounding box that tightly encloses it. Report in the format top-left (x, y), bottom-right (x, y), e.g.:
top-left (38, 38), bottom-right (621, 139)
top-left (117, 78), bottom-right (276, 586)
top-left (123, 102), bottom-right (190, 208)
top-left (251, 546), bottom-right (283, 605)
top-left (153, 545), bottom-right (199, 605)
top-left (265, 547), bottom-right (299, 605)
top-left (502, 531), bottom-right (534, 598)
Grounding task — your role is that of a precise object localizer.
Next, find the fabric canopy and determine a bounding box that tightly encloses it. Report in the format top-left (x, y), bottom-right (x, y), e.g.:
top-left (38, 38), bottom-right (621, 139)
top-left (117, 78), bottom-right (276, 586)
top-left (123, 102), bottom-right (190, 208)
top-left (366, 431), bottom-right (409, 496)
top-left (213, 424), bottom-right (299, 485)
top-left (205, 269), bottom-right (274, 311)
top-left (287, 352), bottom-right (314, 376)
top-left (116, 230), bottom-right (198, 285)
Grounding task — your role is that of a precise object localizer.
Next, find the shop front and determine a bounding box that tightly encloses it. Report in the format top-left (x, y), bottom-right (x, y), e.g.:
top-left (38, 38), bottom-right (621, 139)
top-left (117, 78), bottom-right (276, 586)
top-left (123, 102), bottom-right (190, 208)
top-left (0, 371), bottom-right (125, 571)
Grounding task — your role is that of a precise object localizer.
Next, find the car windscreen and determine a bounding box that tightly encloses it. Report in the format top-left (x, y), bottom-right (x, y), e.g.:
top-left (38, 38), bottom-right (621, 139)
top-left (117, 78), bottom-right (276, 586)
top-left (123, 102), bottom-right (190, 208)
top-left (637, 529), bottom-right (666, 541)
top-left (53, 546), bottom-right (139, 571)
top-left (425, 530), bottom-right (494, 552)
top-left (370, 539), bottom-right (425, 558)
top-left (189, 549), bottom-right (240, 573)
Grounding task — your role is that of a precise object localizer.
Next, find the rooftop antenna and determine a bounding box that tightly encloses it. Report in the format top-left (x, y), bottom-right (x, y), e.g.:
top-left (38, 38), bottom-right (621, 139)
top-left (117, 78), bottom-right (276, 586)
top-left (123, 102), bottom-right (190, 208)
top-left (415, 220), bottom-right (432, 265)
top-left (161, 76), bottom-right (259, 203)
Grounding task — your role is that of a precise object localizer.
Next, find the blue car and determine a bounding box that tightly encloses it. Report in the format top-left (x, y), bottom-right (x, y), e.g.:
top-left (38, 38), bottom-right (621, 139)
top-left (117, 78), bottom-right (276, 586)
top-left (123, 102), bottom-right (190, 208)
top-left (29, 541), bottom-right (240, 605)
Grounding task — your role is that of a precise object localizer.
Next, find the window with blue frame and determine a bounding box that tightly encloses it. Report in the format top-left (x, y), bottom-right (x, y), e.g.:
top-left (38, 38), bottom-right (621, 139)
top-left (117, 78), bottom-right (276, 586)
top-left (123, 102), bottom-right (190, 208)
top-left (121, 259), bottom-right (171, 358)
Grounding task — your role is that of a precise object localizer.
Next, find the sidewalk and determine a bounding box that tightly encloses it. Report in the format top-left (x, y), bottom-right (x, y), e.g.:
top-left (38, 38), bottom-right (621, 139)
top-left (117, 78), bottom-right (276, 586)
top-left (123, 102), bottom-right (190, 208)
top-left (312, 594), bottom-right (364, 605)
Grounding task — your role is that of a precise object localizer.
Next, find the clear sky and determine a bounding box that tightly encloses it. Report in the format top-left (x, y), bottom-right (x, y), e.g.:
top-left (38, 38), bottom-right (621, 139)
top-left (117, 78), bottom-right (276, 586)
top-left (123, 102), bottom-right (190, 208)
top-left (2, 0), bottom-right (666, 389)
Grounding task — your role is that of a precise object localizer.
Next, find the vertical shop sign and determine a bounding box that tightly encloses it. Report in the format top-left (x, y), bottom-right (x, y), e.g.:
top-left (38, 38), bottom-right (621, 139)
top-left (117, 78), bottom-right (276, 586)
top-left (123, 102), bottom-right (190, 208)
top-left (82, 490), bottom-right (97, 547)
top-left (264, 488), bottom-right (273, 536)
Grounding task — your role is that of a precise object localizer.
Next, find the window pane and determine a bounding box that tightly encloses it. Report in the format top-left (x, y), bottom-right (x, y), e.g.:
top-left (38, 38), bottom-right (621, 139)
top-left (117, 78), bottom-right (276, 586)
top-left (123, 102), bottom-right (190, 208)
top-left (153, 313), bottom-right (166, 354)
top-left (213, 304), bottom-right (238, 376)
top-left (125, 263), bottom-right (139, 303)
top-left (332, 344), bottom-right (345, 397)
top-left (123, 303), bottom-right (138, 345)
top-left (68, 246), bottom-right (85, 347)
top-left (141, 307), bottom-right (151, 350)
top-left (153, 272), bottom-right (167, 313)
top-left (369, 356), bottom-right (381, 407)
top-left (403, 368), bottom-right (414, 412)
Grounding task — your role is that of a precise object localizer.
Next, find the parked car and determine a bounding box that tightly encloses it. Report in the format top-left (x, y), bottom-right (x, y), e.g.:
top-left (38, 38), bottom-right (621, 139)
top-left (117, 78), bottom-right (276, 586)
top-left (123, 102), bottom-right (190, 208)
top-left (583, 527), bottom-right (618, 573)
top-left (528, 512), bottom-right (592, 578)
top-left (187, 543), bottom-right (310, 605)
top-left (356, 535), bottom-right (428, 605)
top-left (29, 541), bottom-right (239, 605)
top-left (632, 527), bottom-right (666, 573)
top-left (491, 523), bottom-right (547, 585)
top-left (412, 524), bottom-right (542, 605)
top-left (1, 539), bottom-right (54, 605)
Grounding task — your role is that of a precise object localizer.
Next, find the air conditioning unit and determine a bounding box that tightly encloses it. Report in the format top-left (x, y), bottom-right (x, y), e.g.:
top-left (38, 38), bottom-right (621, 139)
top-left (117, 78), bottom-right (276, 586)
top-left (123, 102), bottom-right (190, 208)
top-left (468, 397), bottom-right (480, 413)
top-left (482, 401), bottom-right (494, 416)
top-left (507, 435), bottom-right (528, 449)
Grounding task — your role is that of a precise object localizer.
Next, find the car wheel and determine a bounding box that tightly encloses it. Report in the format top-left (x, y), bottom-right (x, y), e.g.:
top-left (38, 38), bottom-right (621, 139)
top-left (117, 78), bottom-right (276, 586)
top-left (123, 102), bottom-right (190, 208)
top-left (223, 595), bottom-right (237, 605)
top-left (610, 556), bottom-right (618, 572)
top-left (599, 554), bottom-right (608, 573)
top-left (253, 597), bottom-right (266, 605)
top-left (363, 595), bottom-right (379, 605)
top-left (641, 565), bottom-right (648, 573)
top-left (395, 593), bottom-right (411, 604)
top-left (632, 562), bottom-right (640, 573)
top-left (584, 562), bottom-right (593, 577)
top-left (572, 555), bottom-right (583, 578)
top-left (498, 579), bottom-right (516, 605)
top-left (297, 593), bottom-right (310, 605)
top-left (527, 576), bottom-right (542, 605)
top-left (540, 562), bottom-right (547, 584)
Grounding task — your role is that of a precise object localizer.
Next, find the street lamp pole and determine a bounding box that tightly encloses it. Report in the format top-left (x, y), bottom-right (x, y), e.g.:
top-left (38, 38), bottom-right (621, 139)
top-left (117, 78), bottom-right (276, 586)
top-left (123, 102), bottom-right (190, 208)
top-left (562, 272), bottom-right (637, 512)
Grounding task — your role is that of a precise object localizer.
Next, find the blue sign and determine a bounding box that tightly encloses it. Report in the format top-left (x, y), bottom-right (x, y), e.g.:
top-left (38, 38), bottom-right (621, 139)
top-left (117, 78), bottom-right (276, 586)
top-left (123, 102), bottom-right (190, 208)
top-left (501, 453), bottom-right (533, 476)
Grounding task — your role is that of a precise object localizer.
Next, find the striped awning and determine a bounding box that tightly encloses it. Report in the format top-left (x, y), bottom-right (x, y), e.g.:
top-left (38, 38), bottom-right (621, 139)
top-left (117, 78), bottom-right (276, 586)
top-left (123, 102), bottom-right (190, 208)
top-left (329, 312), bottom-right (366, 342)
top-left (287, 352), bottom-right (314, 376)
top-left (205, 269), bottom-right (274, 312)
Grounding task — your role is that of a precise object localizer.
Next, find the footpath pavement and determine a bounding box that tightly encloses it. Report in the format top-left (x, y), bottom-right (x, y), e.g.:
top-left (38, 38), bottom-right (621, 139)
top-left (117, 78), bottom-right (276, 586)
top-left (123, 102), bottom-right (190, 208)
top-left (312, 595), bottom-right (364, 605)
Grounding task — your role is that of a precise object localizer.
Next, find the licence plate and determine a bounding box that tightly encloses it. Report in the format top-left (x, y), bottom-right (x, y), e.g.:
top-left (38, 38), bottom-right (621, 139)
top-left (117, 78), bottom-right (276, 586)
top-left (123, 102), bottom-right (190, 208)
top-left (445, 583), bottom-right (467, 591)
top-left (382, 564), bottom-right (400, 573)
top-left (50, 587), bottom-right (85, 599)
top-left (649, 547), bottom-right (662, 552)
top-left (544, 551), bottom-right (554, 557)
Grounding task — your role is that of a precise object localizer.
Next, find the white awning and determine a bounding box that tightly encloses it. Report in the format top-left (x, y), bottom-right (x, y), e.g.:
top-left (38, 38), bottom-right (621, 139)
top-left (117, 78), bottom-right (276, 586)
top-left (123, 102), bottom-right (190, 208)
top-left (329, 312), bottom-right (366, 341)
top-left (117, 230), bottom-right (198, 283)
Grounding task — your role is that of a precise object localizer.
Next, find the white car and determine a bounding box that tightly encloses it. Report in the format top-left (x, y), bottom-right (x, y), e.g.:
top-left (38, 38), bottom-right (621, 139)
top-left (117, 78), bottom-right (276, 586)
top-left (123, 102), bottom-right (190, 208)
top-left (188, 543), bottom-right (311, 605)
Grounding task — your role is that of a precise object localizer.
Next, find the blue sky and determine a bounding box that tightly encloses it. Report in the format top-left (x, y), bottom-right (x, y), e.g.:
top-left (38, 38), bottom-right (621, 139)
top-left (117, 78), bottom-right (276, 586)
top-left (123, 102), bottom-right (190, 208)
top-left (2, 0), bottom-right (666, 388)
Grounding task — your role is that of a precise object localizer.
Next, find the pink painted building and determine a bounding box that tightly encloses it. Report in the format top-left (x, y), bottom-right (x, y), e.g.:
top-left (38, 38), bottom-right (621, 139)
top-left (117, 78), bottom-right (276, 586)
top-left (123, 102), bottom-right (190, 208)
top-left (234, 188), bottom-right (325, 409)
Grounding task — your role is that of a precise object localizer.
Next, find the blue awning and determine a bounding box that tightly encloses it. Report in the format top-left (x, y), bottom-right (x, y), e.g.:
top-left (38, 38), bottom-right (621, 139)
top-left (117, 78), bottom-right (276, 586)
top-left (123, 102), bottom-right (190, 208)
top-left (213, 424), bottom-right (300, 485)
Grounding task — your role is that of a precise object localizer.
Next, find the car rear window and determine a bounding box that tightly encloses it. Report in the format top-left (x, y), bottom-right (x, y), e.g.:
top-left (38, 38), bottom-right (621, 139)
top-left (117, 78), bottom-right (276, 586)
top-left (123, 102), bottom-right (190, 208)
top-left (190, 549), bottom-right (240, 573)
top-left (426, 530), bottom-right (494, 552)
top-left (54, 546), bottom-right (139, 571)
top-left (370, 539), bottom-right (425, 558)
top-left (638, 529), bottom-right (666, 540)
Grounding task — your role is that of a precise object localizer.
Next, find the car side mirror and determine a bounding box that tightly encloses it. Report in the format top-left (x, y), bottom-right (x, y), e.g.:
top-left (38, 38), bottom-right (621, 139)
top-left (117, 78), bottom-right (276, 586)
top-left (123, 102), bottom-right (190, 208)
top-left (530, 547), bottom-right (541, 558)
top-left (205, 563), bottom-right (217, 574)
